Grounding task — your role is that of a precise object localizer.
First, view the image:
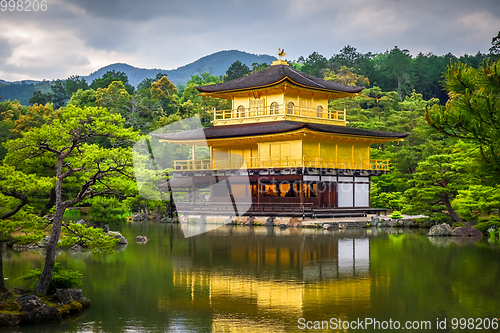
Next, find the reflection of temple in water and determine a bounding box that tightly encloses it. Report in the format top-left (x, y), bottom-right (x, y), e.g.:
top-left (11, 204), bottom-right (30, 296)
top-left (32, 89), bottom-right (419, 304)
top-left (160, 228), bottom-right (384, 332)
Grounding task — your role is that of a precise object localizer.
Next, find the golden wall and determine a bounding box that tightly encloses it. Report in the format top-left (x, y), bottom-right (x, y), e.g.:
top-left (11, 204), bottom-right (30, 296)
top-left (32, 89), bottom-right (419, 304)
top-left (211, 139), bottom-right (370, 166)
top-left (258, 140), bottom-right (302, 166)
top-left (232, 92), bottom-right (328, 113)
top-left (303, 140), bottom-right (319, 157)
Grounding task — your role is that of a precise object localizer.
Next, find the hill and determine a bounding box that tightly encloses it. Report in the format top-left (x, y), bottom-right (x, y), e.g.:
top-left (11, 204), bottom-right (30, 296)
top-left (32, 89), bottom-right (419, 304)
top-left (0, 50), bottom-right (276, 105)
top-left (84, 50), bottom-right (276, 87)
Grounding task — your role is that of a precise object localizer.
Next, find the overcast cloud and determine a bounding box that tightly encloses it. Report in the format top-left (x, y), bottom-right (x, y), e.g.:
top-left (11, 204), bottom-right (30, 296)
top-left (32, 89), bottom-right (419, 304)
top-left (0, 0), bottom-right (498, 81)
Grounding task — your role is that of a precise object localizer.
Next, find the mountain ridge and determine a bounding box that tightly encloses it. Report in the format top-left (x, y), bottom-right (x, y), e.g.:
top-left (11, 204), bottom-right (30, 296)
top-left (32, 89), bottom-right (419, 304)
top-left (0, 50), bottom-right (277, 104)
top-left (84, 50), bottom-right (276, 86)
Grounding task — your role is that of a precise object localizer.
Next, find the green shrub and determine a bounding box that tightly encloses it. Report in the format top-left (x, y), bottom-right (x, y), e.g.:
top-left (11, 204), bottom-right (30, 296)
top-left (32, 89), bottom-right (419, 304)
top-left (88, 196), bottom-right (127, 225)
top-left (63, 208), bottom-right (81, 219)
top-left (473, 217), bottom-right (500, 235)
top-left (390, 211), bottom-right (403, 219)
top-left (429, 213), bottom-right (451, 224)
top-left (453, 222), bottom-right (465, 228)
top-left (15, 263), bottom-right (82, 295)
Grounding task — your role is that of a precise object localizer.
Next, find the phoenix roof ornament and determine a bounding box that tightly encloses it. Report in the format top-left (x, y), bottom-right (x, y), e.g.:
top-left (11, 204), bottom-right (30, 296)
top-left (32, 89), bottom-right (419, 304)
top-left (277, 48), bottom-right (287, 61)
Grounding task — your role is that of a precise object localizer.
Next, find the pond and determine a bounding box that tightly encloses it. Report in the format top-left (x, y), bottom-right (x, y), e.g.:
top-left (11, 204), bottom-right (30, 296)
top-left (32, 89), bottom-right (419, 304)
top-left (3, 223), bottom-right (500, 332)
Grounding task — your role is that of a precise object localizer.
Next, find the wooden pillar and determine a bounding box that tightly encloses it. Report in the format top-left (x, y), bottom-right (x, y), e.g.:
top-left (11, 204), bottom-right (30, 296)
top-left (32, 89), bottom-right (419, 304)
top-left (210, 146), bottom-right (214, 169)
top-left (318, 182), bottom-right (322, 207)
top-left (209, 178), bottom-right (213, 201)
top-left (335, 181), bottom-right (339, 208)
top-left (191, 145), bottom-right (196, 170)
top-left (299, 180), bottom-right (304, 207)
top-left (257, 179), bottom-right (261, 207)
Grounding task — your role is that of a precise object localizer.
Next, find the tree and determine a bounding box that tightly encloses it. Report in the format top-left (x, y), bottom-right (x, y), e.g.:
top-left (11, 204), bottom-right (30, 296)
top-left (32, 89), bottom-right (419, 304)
top-left (11, 103), bottom-right (57, 136)
top-left (324, 66), bottom-right (369, 87)
top-left (178, 73), bottom-right (229, 126)
top-left (67, 88), bottom-right (97, 108)
top-left (64, 75), bottom-right (89, 97)
top-left (87, 196), bottom-right (127, 225)
top-left (30, 91), bottom-right (53, 106)
top-left (330, 45), bottom-right (361, 68)
top-left (150, 76), bottom-right (177, 103)
top-left (453, 185), bottom-right (500, 221)
top-left (385, 47), bottom-right (413, 99)
top-left (90, 70), bottom-right (135, 95)
top-left (0, 100), bottom-right (25, 159)
top-left (357, 90), bottom-right (453, 214)
top-left (298, 52), bottom-right (328, 78)
top-left (426, 59), bottom-right (500, 182)
top-left (96, 81), bottom-right (162, 133)
top-left (50, 79), bottom-right (69, 109)
top-left (403, 147), bottom-right (471, 222)
top-left (150, 75), bottom-right (178, 118)
top-left (489, 31), bottom-right (500, 59)
top-left (0, 165), bottom-right (54, 292)
top-left (4, 105), bottom-right (139, 294)
top-left (225, 60), bottom-right (250, 81)
top-left (251, 62), bottom-right (269, 74)
top-left (29, 76), bottom-right (89, 109)
top-left (96, 81), bottom-right (131, 115)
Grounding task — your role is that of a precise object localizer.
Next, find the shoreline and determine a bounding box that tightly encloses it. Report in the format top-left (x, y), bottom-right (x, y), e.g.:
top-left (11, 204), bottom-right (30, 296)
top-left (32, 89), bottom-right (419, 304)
top-left (173, 214), bottom-right (431, 228)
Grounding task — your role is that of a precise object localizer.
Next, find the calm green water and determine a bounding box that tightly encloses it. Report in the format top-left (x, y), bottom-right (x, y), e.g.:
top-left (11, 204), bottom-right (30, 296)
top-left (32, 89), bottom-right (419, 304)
top-left (3, 223), bottom-right (500, 333)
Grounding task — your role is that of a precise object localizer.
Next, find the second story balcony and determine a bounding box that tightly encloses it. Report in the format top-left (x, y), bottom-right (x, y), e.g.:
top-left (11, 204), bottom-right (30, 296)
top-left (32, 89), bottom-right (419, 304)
top-left (173, 156), bottom-right (389, 172)
top-left (212, 104), bottom-right (347, 126)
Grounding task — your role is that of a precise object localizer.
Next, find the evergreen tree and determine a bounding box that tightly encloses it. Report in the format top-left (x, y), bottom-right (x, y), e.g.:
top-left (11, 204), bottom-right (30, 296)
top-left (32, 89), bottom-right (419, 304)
top-left (225, 60), bottom-right (250, 81)
top-left (90, 70), bottom-right (135, 95)
top-left (4, 105), bottom-right (139, 294)
top-left (490, 31), bottom-right (500, 60)
top-left (297, 52), bottom-right (328, 78)
top-left (426, 59), bottom-right (500, 182)
top-left (403, 148), bottom-right (470, 223)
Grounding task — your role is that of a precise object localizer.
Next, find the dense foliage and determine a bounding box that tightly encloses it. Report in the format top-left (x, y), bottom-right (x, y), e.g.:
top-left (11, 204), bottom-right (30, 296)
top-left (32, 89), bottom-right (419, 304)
top-left (292, 46), bottom-right (490, 103)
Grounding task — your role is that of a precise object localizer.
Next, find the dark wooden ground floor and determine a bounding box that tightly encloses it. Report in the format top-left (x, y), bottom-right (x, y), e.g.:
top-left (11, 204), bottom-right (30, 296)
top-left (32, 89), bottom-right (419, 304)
top-left (163, 170), bottom-right (384, 218)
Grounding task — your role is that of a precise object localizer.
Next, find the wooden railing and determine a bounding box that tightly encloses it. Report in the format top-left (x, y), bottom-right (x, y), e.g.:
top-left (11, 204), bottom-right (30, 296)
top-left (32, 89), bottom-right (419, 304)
top-left (213, 104), bottom-right (346, 121)
top-left (174, 202), bottom-right (314, 216)
top-left (173, 156), bottom-right (389, 171)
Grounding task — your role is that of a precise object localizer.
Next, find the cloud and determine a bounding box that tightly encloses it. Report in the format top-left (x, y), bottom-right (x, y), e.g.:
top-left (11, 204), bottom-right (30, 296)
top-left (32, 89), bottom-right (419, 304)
top-left (0, 0), bottom-right (498, 81)
top-left (0, 37), bottom-right (14, 61)
top-left (64, 0), bottom-right (187, 21)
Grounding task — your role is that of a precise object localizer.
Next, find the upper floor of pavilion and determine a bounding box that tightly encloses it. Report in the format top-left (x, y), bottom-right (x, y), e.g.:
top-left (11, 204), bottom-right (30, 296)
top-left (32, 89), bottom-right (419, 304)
top-left (196, 60), bottom-right (363, 127)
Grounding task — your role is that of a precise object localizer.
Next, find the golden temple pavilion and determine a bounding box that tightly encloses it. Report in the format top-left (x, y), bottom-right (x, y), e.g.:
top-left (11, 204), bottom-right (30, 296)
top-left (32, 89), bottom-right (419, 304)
top-left (153, 57), bottom-right (408, 217)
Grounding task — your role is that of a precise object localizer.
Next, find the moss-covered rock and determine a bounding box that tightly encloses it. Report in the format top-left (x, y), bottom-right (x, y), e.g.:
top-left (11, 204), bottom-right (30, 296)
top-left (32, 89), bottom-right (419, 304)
top-left (427, 223), bottom-right (453, 236)
top-left (0, 288), bottom-right (90, 327)
top-left (58, 300), bottom-right (83, 316)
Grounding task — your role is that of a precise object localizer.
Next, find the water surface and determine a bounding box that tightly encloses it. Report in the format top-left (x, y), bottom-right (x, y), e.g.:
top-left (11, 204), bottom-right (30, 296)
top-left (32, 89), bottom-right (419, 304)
top-left (3, 223), bottom-right (500, 332)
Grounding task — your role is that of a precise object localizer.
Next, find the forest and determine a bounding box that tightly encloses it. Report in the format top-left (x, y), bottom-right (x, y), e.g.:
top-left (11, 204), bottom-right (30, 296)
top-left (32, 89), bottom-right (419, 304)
top-left (0, 32), bottom-right (499, 294)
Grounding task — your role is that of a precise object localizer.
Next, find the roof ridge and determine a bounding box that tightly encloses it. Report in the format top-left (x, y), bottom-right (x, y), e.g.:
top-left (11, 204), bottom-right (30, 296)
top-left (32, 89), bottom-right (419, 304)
top-left (287, 66), bottom-right (326, 89)
top-left (152, 120), bottom-right (409, 141)
top-left (195, 64), bottom-right (364, 94)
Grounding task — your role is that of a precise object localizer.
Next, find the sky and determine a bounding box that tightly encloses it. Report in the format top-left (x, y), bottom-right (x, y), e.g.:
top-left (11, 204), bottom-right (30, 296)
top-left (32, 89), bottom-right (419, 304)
top-left (0, 0), bottom-right (499, 81)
